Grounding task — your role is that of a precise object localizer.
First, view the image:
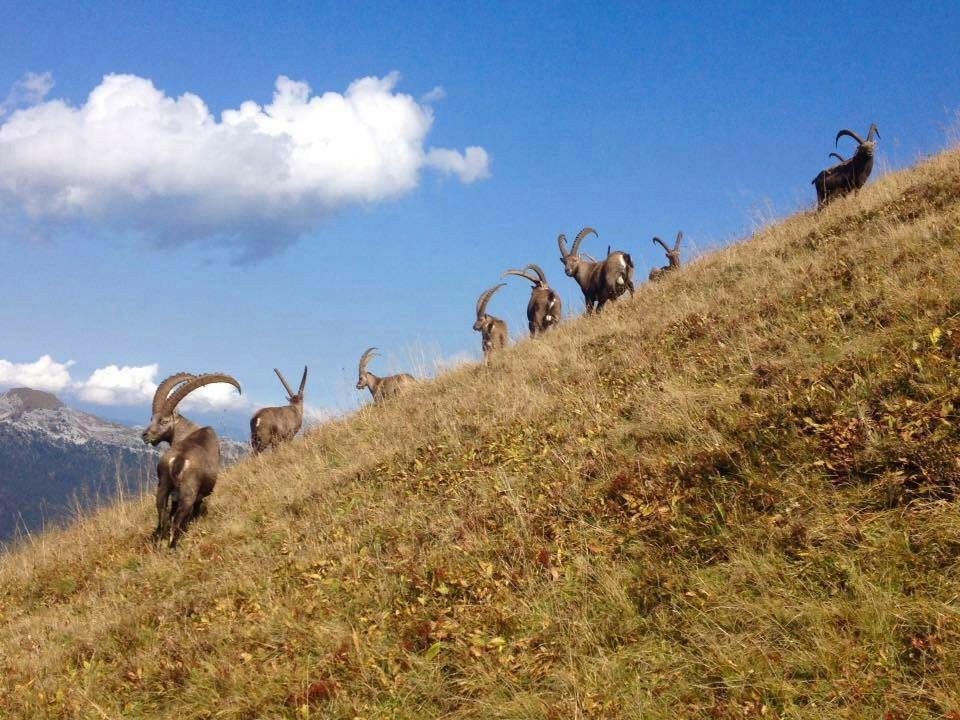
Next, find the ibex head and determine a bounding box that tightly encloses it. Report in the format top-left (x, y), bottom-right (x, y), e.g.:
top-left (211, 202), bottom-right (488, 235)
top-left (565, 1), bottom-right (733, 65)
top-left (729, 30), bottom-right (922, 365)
top-left (473, 283), bottom-right (505, 331)
top-left (653, 231), bottom-right (683, 267)
top-left (503, 264), bottom-right (547, 288)
top-left (356, 347), bottom-right (378, 391)
top-left (558, 227), bottom-right (598, 277)
top-left (275, 366), bottom-right (307, 408)
top-left (836, 124), bottom-right (880, 155)
top-left (142, 373), bottom-right (242, 445)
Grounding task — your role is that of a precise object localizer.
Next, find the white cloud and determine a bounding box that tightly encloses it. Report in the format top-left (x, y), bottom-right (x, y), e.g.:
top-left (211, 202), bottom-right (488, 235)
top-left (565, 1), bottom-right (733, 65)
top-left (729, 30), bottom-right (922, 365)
top-left (0, 72), bottom-right (54, 115)
top-left (0, 71), bottom-right (491, 260)
top-left (421, 86), bottom-right (446, 103)
top-left (0, 354), bottom-right (74, 392)
top-left (74, 363), bottom-right (158, 405)
top-left (425, 146), bottom-right (491, 183)
top-left (303, 404), bottom-right (339, 428)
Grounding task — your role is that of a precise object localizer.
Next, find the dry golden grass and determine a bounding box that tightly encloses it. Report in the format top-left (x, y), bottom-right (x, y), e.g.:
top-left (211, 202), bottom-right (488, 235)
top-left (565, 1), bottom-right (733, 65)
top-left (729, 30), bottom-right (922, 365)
top-left (2, 147), bottom-right (960, 719)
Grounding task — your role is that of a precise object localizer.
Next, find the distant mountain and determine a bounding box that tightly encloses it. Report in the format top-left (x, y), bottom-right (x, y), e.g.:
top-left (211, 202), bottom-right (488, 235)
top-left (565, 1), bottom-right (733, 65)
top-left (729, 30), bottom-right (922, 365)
top-left (0, 388), bottom-right (248, 544)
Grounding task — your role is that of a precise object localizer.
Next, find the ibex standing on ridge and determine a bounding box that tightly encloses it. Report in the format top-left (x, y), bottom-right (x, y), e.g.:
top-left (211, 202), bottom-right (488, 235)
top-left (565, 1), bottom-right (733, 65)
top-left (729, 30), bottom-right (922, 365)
top-left (649, 231), bottom-right (683, 281)
top-left (558, 227), bottom-right (635, 313)
top-left (142, 372), bottom-right (242, 548)
top-left (250, 366), bottom-right (307, 454)
top-left (812, 124), bottom-right (880, 207)
top-left (503, 263), bottom-right (562, 335)
top-left (356, 347), bottom-right (415, 403)
top-left (474, 283), bottom-right (509, 359)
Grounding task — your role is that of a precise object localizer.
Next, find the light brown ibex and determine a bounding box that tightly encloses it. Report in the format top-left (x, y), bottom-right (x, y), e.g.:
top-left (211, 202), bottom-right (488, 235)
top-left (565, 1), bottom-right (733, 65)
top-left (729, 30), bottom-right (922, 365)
top-left (649, 231), bottom-right (683, 281)
top-left (356, 347), bottom-right (415, 403)
top-left (558, 227), bottom-right (635, 313)
top-left (502, 263), bottom-right (562, 335)
top-left (473, 283), bottom-right (509, 359)
top-left (142, 372), bottom-right (242, 548)
top-left (250, 366), bottom-right (307, 454)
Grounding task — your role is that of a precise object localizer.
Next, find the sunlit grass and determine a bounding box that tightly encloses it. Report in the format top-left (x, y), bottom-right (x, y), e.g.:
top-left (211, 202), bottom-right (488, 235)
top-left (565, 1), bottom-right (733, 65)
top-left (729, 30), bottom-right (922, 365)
top-left (2, 146), bottom-right (960, 718)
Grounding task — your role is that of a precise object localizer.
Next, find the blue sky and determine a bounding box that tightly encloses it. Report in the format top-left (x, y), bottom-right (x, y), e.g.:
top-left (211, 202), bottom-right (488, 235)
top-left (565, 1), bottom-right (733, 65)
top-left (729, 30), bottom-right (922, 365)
top-left (0, 1), bottom-right (958, 436)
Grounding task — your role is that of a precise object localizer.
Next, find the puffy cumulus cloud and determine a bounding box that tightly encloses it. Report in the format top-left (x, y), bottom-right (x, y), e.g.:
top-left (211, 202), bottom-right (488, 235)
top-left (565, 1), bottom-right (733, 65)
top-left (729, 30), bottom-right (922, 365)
top-left (0, 71), bottom-right (491, 260)
top-left (74, 363), bottom-right (159, 405)
top-left (0, 355), bottom-right (74, 392)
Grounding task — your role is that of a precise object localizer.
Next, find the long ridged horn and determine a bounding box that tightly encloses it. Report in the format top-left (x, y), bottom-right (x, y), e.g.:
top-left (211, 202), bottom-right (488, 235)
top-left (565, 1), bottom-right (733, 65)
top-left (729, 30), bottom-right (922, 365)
top-left (476, 283), bottom-right (506, 317)
top-left (503, 268), bottom-right (539, 285)
top-left (674, 231), bottom-right (684, 251)
top-left (652, 236), bottom-right (670, 252)
top-left (829, 152), bottom-right (846, 163)
top-left (161, 373), bottom-right (241, 417)
top-left (866, 123), bottom-right (880, 142)
top-left (836, 128), bottom-right (865, 147)
top-left (152, 373), bottom-right (194, 415)
top-left (525, 263), bottom-right (548, 284)
top-left (571, 227), bottom-right (598, 257)
top-left (298, 366), bottom-right (308, 396)
top-left (274, 368), bottom-right (294, 398)
top-left (557, 233), bottom-right (570, 258)
top-left (359, 347), bottom-right (378, 376)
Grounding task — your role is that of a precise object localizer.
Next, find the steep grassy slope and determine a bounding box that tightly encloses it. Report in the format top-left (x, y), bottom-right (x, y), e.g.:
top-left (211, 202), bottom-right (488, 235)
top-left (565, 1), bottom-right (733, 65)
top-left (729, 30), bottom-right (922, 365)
top-left (2, 148), bottom-right (960, 719)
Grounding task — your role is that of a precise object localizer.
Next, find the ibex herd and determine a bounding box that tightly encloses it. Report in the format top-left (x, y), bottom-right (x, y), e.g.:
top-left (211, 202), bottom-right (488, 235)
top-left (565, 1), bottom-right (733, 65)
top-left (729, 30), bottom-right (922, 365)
top-left (143, 121), bottom-right (881, 547)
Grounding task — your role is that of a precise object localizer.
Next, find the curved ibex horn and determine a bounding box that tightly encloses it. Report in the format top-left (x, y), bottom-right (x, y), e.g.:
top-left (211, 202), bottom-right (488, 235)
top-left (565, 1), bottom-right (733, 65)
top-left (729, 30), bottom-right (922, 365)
top-left (866, 123), bottom-right (880, 142)
top-left (161, 373), bottom-right (241, 417)
top-left (525, 263), bottom-right (548, 284)
top-left (652, 236), bottom-right (670, 252)
top-left (359, 347), bottom-right (378, 376)
top-left (274, 368), bottom-right (295, 398)
top-left (836, 128), bottom-right (865, 147)
top-left (152, 373), bottom-right (195, 415)
top-left (476, 283), bottom-right (506, 317)
top-left (503, 268), bottom-right (539, 285)
top-left (298, 366), bottom-right (308, 396)
top-left (674, 230), bottom-right (684, 251)
top-left (557, 233), bottom-right (570, 258)
top-left (829, 152), bottom-right (846, 163)
top-left (570, 227), bottom-right (598, 257)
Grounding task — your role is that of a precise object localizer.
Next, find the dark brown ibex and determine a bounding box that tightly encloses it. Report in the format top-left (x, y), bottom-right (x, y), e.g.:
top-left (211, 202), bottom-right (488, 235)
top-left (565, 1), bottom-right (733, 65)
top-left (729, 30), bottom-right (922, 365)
top-left (558, 227), bottom-right (635, 313)
top-left (473, 283), bottom-right (509, 359)
top-left (812, 124), bottom-right (880, 207)
top-left (502, 263), bottom-right (562, 335)
top-left (356, 347), bottom-right (415, 403)
top-left (649, 231), bottom-right (683, 281)
top-left (142, 372), bottom-right (242, 548)
top-left (250, 366), bottom-right (307, 454)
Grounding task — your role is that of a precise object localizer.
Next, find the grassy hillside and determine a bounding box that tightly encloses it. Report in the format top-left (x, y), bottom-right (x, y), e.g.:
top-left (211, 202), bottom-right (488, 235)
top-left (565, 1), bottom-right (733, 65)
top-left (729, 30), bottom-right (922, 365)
top-left (2, 147), bottom-right (960, 719)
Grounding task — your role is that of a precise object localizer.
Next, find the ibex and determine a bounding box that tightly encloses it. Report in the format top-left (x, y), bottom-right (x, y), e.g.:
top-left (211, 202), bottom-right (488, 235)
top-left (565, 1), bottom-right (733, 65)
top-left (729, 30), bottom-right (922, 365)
top-left (502, 263), bottom-right (562, 335)
top-left (812, 123), bottom-right (880, 207)
top-left (142, 372), bottom-right (242, 548)
top-left (356, 347), bottom-right (415, 403)
top-left (649, 231), bottom-right (683, 281)
top-left (250, 366), bottom-right (307, 454)
top-left (473, 283), bottom-right (509, 358)
top-left (558, 227), bottom-right (635, 313)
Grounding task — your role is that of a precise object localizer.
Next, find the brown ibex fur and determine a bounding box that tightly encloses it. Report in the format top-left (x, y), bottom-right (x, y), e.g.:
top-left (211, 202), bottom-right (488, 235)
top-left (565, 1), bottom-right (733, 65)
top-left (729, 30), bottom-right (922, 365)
top-left (142, 372), bottom-right (241, 548)
top-left (649, 231), bottom-right (683, 281)
top-left (558, 227), bottom-right (635, 313)
top-left (250, 366), bottom-right (307, 454)
top-left (813, 124), bottom-right (880, 207)
top-left (356, 347), bottom-right (415, 403)
top-left (474, 283), bottom-right (509, 359)
top-left (503, 263), bottom-right (561, 335)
